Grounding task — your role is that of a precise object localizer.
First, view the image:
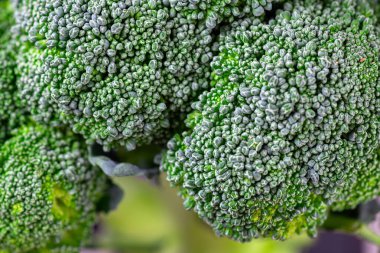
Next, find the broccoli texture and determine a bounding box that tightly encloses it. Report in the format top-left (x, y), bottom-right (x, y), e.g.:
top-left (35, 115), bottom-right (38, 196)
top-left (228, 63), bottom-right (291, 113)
top-left (0, 124), bottom-right (109, 253)
top-left (1, 0), bottom-right (380, 248)
top-left (14, 0), bottom-right (210, 150)
top-left (0, 0), bottom-right (25, 141)
top-left (161, 0), bottom-right (380, 242)
top-left (331, 149), bottom-right (380, 211)
top-left (13, 0), bottom-right (285, 151)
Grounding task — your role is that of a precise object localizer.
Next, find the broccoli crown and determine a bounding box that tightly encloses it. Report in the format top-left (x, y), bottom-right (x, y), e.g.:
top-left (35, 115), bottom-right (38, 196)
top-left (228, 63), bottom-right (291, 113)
top-left (13, 0), bottom-right (284, 151)
top-left (162, 0), bottom-right (380, 242)
top-left (0, 124), bottom-right (109, 252)
top-left (0, 0), bottom-right (25, 141)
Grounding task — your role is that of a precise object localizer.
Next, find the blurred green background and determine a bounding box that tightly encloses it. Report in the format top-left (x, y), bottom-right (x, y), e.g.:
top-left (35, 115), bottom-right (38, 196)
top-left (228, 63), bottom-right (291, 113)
top-left (91, 176), bottom-right (312, 253)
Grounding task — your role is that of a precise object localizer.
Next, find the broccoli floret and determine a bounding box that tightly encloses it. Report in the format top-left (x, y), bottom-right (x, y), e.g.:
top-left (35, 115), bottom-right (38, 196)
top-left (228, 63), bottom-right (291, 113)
top-left (13, 0), bottom-right (284, 151)
top-left (0, 0), bottom-right (25, 141)
top-left (161, 0), bottom-right (380, 242)
top-left (0, 124), bottom-right (110, 252)
top-left (13, 0), bottom-right (213, 150)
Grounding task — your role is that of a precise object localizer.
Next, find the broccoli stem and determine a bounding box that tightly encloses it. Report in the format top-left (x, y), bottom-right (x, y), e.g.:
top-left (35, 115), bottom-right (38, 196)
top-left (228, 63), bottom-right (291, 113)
top-left (322, 213), bottom-right (380, 246)
top-left (355, 225), bottom-right (380, 246)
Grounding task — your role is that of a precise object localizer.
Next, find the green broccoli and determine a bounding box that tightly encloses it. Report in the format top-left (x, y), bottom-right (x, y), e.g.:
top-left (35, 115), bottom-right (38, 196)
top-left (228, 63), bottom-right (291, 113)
top-left (13, 0), bottom-right (284, 151)
top-left (1, 0), bottom-right (380, 249)
top-left (0, 124), bottom-right (110, 252)
top-left (0, 0), bottom-right (25, 141)
top-left (161, 0), bottom-right (380, 242)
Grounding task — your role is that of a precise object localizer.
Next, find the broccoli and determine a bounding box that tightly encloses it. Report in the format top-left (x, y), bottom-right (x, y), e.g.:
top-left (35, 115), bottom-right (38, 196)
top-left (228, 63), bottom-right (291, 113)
top-left (0, 124), bottom-right (110, 253)
top-left (1, 0), bottom-right (380, 249)
top-left (0, 0), bottom-right (25, 141)
top-left (13, 0), bottom-right (283, 151)
top-left (161, 0), bottom-right (380, 242)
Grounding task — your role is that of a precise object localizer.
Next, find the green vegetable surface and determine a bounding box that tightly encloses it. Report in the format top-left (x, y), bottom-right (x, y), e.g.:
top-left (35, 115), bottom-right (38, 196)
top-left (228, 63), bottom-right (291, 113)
top-left (0, 125), bottom-right (110, 252)
top-left (0, 0), bottom-right (379, 251)
top-left (161, 0), bottom-right (380, 242)
top-left (0, 0), bottom-right (25, 141)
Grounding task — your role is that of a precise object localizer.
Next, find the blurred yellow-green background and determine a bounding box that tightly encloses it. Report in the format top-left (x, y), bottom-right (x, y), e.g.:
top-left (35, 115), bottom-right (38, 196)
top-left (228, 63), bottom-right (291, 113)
top-left (88, 176), bottom-right (313, 253)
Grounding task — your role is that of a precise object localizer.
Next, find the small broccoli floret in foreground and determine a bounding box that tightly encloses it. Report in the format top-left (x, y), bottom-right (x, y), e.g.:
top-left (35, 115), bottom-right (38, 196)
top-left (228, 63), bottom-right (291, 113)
top-left (162, 0), bottom-right (380, 242)
top-left (0, 125), bottom-right (110, 252)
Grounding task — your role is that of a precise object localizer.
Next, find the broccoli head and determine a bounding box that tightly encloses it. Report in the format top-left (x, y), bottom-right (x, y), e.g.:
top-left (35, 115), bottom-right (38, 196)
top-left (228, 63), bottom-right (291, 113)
top-left (13, 0), bottom-right (285, 151)
top-left (162, 0), bottom-right (380, 242)
top-left (0, 124), bottom-right (110, 252)
top-left (14, 0), bottom-right (212, 150)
